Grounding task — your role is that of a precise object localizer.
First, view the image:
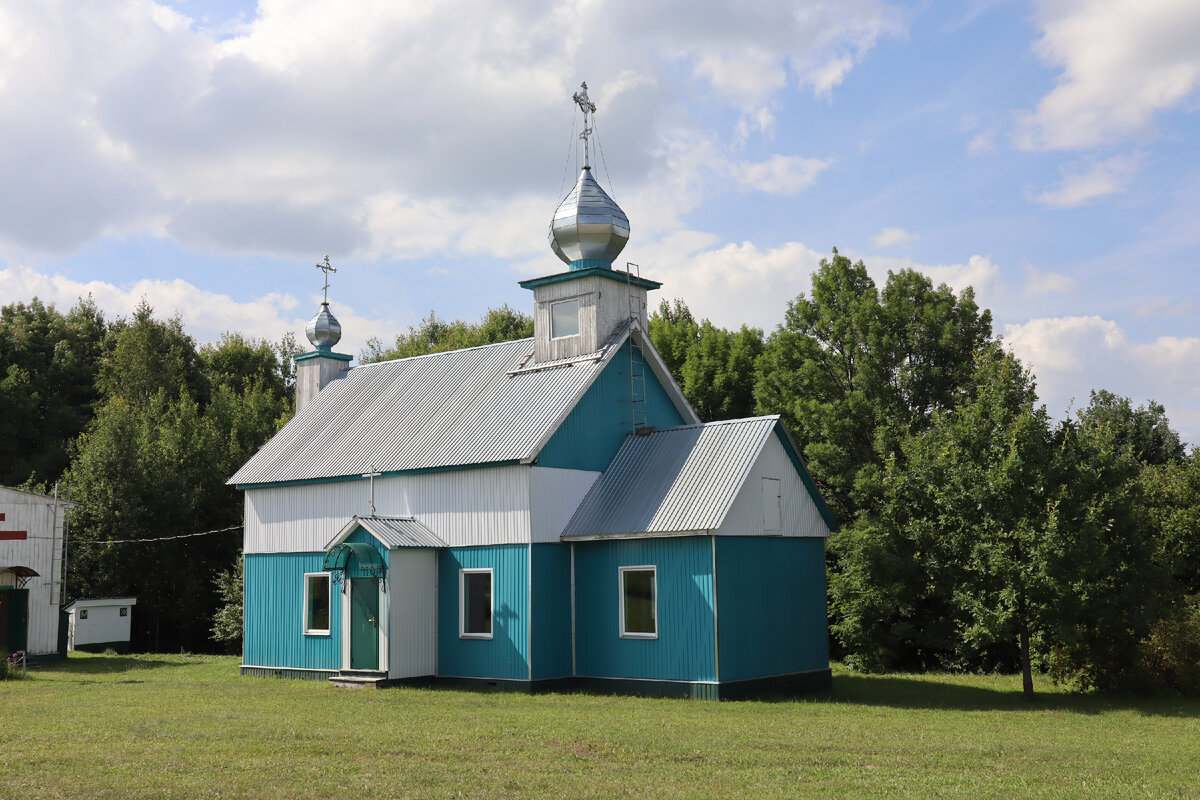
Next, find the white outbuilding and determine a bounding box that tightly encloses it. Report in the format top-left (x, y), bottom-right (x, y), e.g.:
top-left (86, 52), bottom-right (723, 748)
top-left (1, 485), bottom-right (72, 658)
top-left (64, 598), bottom-right (137, 653)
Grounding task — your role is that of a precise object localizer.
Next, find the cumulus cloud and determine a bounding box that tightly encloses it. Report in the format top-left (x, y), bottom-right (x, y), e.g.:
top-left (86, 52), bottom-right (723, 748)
top-left (869, 227), bottom-right (916, 248)
top-left (1034, 155), bottom-right (1140, 208)
top-left (1017, 0), bottom-right (1200, 151)
top-left (733, 155), bottom-right (831, 195)
top-left (0, 262), bottom-right (396, 357)
top-left (0, 0), bottom-right (900, 260)
top-left (1022, 265), bottom-right (1077, 297)
top-left (1004, 314), bottom-right (1200, 440)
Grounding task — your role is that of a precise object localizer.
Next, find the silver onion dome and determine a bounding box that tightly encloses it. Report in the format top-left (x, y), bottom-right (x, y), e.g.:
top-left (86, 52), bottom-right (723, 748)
top-left (549, 166), bottom-right (630, 267)
top-left (305, 302), bottom-right (342, 350)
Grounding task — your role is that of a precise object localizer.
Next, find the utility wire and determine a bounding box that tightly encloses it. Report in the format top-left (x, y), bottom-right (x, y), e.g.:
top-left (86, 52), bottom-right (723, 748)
top-left (19, 524), bottom-right (243, 544)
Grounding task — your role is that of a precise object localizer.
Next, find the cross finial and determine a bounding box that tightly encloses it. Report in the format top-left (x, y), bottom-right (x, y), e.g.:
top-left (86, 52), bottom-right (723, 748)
top-left (316, 255), bottom-right (337, 304)
top-left (572, 81), bottom-right (597, 168)
top-left (363, 467), bottom-right (382, 516)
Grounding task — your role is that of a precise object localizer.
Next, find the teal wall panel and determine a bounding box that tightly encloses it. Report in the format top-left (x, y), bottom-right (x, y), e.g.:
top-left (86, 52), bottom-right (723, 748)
top-left (437, 545), bottom-right (529, 680)
top-left (530, 543), bottom-right (572, 679)
top-left (715, 536), bottom-right (829, 681)
top-left (574, 536), bottom-right (716, 682)
top-left (244, 552), bottom-right (342, 670)
top-left (538, 342), bottom-right (686, 471)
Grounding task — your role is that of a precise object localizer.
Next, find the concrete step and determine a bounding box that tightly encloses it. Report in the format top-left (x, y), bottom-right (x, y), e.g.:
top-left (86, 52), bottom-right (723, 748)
top-left (329, 670), bottom-right (388, 689)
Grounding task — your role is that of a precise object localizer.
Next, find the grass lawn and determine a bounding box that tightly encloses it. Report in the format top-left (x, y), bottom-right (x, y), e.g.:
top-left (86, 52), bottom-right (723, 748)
top-left (1, 654), bottom-right (1198, 799)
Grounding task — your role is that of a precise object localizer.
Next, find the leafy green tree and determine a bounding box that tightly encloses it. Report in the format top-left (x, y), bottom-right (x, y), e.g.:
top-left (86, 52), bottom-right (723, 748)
top-left (360, 305), bottom-right (533, 362)
top-left (210, 554), bottom-right (244, 652)
top-left (832, 346), bottom-right (1055, 692)
top-left (1077, 390), bottom-right (1185, 467)
top-left (0, 297), bottom-right (106, 486)
top-left (755, 249), bottom-right (992, 523)
top-left (648, 299), bottom-right (700, 382)
top-left (65, 305), bottom-right (287, 652)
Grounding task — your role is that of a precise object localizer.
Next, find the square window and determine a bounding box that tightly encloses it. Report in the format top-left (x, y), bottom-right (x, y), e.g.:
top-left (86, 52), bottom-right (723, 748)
top-left (79, 609), bottom-right (88, 620)
top-left (304, 573), bottom-right (331, 635)
top-left (460, 569), bottom-right (493, 639)
top-left (551, 298), bottom-right (580, 339)
top-left (620, 566), bottom-right (657, 638)
top-left (119, 607), bottom-right (128, 617)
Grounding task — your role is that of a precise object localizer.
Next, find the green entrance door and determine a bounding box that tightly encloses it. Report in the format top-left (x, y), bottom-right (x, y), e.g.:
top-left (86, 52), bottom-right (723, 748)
top-left (0, 589), bottom-right (29, 653)
top-left (349, 578), bottom-right (379, 670)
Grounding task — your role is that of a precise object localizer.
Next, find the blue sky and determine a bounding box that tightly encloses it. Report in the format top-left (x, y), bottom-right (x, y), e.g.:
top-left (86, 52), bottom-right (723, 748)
top-left (2, 0), bottom-right (1199, 440)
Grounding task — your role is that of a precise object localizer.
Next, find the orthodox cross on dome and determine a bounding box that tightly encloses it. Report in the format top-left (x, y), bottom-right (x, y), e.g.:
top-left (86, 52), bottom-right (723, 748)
top-left (573, 81), bottom-right (597, 168)
top-left (316, 254), bottom-right (337, 304)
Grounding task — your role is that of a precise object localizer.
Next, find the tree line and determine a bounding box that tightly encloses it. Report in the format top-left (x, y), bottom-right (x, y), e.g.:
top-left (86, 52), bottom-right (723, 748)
top-left (3, 250), bottom-right (1197, 694)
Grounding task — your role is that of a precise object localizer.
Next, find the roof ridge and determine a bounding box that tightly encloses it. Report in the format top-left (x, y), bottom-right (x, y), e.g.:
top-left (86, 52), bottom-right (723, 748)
top-left (645, 415), bottom-right (780, 434)
top-left (352, 337), bottom-right (534, 369)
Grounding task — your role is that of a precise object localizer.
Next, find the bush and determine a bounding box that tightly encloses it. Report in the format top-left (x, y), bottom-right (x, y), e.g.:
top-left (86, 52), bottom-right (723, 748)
top-left (1137, 597), bottom-right (1200, 694)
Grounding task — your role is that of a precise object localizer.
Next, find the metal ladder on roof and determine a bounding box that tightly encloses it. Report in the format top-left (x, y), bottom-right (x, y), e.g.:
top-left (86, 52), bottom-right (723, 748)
top-left (625, 263), bottom-right (647, 432)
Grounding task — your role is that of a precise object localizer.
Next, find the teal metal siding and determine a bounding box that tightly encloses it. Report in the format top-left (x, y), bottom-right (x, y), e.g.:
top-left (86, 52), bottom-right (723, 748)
top-left (715, 536), bottom-right (829, 681)
top-left (244, 553), bottom-right (341, 670)
top-left (537, 342), bottom-right (685, 471)
top-left (574, 536), bottom-right (716, 682)
top-left (437, 545), bottom-right (529, 680)
top-left (530, 543), bottom-right (572, 679)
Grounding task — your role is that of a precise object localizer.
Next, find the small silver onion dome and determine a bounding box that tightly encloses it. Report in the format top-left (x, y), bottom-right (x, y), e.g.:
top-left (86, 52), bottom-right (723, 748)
top-left (305, 302), bottom-right (342, 349)
top-left (549, 166), bottom-right (630, 267)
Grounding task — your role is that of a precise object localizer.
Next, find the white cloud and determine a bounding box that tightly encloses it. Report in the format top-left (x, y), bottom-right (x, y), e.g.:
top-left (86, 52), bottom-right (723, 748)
top-left (632, 237), bottom-right (824, 330)
top-left (1018, 0), bottom-right (1200, 151)
top-left (0, 262), bottom-right (397, 358)
top-left (1022, 265), bottom-right (1077, 297)
top-left (1034, 155), bottom-right (1140, 208)
top-left (1003, 314), bottom-right (1200, 440)
top-left (869, 227), bottom-right (916, 248)
top-left (0, 0), bottom-right (899, 261)
top-left (733, 155), bottom-right (831, 195)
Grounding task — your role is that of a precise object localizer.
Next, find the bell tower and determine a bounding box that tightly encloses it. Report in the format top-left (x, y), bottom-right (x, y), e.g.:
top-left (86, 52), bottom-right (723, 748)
top-left (520, 82), bottom-right (660, 364)
top-left (295, 255), bottom-right (352, 412)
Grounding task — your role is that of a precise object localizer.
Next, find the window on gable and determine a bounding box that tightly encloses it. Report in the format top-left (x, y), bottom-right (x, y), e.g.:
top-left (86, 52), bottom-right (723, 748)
top-left (620, 566), bottom-right (657, 638)
top-left (304, 573), bottom-right (331, 635)
top-left (762, 477), bottom-right (782, 532)
top-left (551, 298), bottom-right (580, 339)
top-left (460, 568), bottom-right (493, 639)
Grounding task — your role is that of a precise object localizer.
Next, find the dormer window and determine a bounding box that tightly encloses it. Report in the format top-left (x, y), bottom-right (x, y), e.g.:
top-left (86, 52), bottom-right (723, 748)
top-left (551, 298), bottom-right (580, 339)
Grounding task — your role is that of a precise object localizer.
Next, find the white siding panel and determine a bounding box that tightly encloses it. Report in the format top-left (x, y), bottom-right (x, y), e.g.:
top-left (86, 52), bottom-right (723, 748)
top-left (529, 467), bottom-right (600, 543)
top-left (715, 435), bottom-right (830, 538)
top-left (245, 466), bottom-right (532, 553)
top-left (0, 489), bottom-right (66, 655)
top-left (388, 549), bottom-right (438, 678)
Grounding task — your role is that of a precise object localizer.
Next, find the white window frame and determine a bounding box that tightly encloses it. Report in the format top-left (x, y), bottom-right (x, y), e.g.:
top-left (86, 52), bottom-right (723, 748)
top-left (303, 572), bottom-right (332, 636)
top-left (459, 568), bottom-right (494, 640)
top-left (619, 565), bottom-right (658, 639)
top-left (550, 298), bottom-right (581, 339)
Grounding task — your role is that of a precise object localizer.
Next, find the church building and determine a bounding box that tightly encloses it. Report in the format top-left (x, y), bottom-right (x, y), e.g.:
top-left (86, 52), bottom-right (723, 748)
top-left (229, 87), bottom-right (835, 698)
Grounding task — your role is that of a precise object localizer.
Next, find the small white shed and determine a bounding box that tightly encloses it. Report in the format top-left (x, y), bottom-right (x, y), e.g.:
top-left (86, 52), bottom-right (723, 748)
top-left (64, 598), bottom-right (137, 653)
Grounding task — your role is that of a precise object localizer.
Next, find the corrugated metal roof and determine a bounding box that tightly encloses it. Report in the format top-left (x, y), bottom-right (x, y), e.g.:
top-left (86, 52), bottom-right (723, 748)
top-left (561, 416), bottom-right (779, 538)
top-left (229, 337), bottom-right (619, 486)
top-left (334, 516), bottom-right (446, 549)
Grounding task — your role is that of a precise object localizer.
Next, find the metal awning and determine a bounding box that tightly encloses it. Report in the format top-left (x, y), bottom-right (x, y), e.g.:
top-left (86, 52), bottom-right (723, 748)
top-left (322, 542), bottom-right (385, 573)
top-left (0, 565), bottom-right (39, 589)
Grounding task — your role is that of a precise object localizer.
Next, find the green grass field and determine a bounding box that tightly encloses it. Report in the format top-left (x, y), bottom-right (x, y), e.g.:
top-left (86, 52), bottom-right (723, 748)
top-left (1, 654), bottom-right (1198, 799)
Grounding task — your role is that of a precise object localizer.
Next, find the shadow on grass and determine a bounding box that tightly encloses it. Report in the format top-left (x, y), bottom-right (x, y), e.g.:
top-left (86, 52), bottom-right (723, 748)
top-left (35, 654), bottom-right (194, 677)
top-left (825, 673), bottom-right (1200, 719)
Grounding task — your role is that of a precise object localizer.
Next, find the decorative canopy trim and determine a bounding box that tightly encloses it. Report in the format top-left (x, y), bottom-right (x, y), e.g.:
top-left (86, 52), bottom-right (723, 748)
top-left (322, 542), bottom-right (385, 573)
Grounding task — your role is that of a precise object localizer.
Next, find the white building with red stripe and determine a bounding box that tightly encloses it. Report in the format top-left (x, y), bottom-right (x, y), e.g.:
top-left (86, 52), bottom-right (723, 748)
top-left (0, 486), bottom-right (71, 658)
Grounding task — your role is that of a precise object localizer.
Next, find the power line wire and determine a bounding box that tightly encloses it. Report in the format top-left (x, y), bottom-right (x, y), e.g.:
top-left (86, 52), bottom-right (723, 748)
top-left (17, 524), bottom-right (242, 544)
